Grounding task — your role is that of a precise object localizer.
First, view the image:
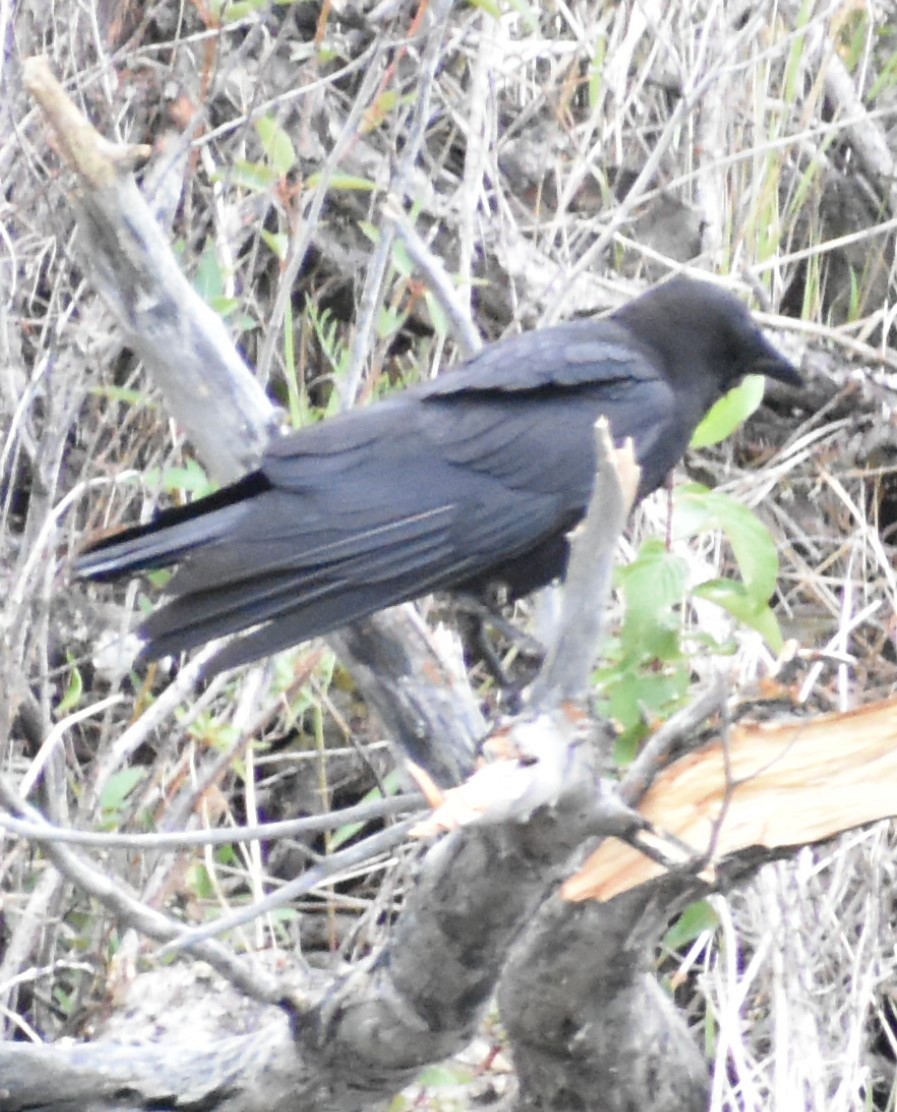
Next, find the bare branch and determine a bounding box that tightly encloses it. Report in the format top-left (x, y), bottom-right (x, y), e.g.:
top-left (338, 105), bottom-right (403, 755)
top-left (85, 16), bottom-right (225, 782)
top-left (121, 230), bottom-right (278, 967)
top-left (23, 55), bottom-right (277, 481)
top-left (383, 197), bottom-right (483, 358)
top-left (529, 423), bottom-right (640, 708)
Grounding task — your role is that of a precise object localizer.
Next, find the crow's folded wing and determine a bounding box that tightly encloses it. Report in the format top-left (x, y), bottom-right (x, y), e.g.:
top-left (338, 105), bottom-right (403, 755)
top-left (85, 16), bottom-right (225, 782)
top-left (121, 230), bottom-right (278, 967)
top-left (144, 366), bottom-right (677, 670)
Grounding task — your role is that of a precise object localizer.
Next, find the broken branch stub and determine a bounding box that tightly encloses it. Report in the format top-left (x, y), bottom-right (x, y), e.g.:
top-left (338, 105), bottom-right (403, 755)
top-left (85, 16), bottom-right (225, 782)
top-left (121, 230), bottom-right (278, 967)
top-left (24, 55), bottom-right (277, 482)
top-left (529, 420), bottom-right (639, 709)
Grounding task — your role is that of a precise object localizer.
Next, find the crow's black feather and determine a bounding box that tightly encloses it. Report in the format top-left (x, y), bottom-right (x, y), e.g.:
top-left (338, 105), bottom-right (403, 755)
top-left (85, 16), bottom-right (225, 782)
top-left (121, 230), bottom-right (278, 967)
top-left (74, 277), bottom-right (801, 672)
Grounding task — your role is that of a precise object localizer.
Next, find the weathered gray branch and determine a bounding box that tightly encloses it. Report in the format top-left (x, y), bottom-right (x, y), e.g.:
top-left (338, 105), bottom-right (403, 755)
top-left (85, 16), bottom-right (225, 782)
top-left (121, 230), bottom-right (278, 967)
top-left (499, 881), bottom-right (709, 1112)
top-left (528, 425), bottom-right (638, 709)
top-left (23, 57), bottom-right (278, 482)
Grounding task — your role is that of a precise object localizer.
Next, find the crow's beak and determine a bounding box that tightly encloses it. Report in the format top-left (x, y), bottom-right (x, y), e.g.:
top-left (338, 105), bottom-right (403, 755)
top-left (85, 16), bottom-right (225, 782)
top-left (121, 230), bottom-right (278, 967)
top-left (753, 335), bottom-right (803, 387)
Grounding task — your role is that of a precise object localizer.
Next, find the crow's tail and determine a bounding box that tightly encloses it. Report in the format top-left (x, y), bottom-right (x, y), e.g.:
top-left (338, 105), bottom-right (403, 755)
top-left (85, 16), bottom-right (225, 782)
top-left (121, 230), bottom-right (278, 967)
top-left (72, 473), bottom-right (269, 581)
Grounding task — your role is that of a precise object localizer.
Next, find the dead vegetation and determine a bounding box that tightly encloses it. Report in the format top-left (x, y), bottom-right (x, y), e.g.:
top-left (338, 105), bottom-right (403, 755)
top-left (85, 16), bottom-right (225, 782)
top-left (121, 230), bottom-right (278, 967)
top-left (3, 1), bottom-right (897, 1109)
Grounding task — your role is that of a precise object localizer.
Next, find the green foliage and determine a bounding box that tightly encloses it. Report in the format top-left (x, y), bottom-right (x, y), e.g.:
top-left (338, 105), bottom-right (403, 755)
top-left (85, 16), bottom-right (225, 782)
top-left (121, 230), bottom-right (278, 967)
top-left (597, 540), bottom-right (691, 763)
top-left (57, 658), bottom-right (83, 716)
top-left (193, 243), bottom-right (256, 330)
top-left (184, 861), bottom-right (216, 902)
top-left (307, 304), bottom-right (348, 380)
top-left (186, 712), bottom-right (240, 754)
top-left (466, 0), bottom-right (502, 17)
top-left (616, 541), bottom-right (688, 662)
top-left (599, 483), bottom-right (783, 760)
top-left (868, 28), bottom-right (897, 102)
top-left (99, 767), bottom-right (147, 826)
top-left (502, 0), bottom-right (540, 33)
top-left (387, 1060), bottom-right (476, 1110)
top-left (143, 458), bottom-right (216, 499)
top-left (194, 242), bottom-right (228, 303)
top-left (663, 899), bottom-right (719, 951)
top-left (415, 1063), bottom-right (475, 1088)
top-left (692, 578), bottom-right (781, 647)
top-left (690, 375), bottom-right (766, 448)
top-left (588, 34), bottom-right (607, 109)
top-left (208, 0), bottom-right (269, 22)
top-left (255, 117), bottom-right (297, 178)
top-left (88, 384), bottom-right (155, 408)
top-left (217, 112), bottom-right (297, 197)
top-left (145, 567), bottom-right (173, 592)
top-left (304, 172), bottom-right (378, 192)
top-left (782, 0), bottom-right (814, 103)
top-left (227, 160), bottom-right (281, 192)
top-left (361, 89), bottom-right (402, 134)
top-left (296, 302), bottom-right (351, 423)
top-left (674, 484), bottom-right (783, 649)
top-left (261, 230), bottom-right (288, 260)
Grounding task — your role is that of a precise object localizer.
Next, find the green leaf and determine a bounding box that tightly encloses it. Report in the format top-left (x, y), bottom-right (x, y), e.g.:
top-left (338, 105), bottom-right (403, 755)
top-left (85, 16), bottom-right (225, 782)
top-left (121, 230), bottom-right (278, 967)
top-left (256, 116), bottom-right (296, 176)
top-left (690, 375), bottom-right (766, 448)
top-left (88, 384), bottom-right (153, 408)
top-left (392, 239), bottom-right (413, 279)
top-left (376, 303), bottom-right (407, 340)
top-left (415, 1062), bottom-right (474, 1088)
top-left (208, 0), bottom-right (268, 21)
top-left (598, 539), bottom-right (691, 761)
top-left (261, 230), bottom-right (289, 260)
top-left (331, 771), bottom-right (403, 850)
top-left (100, 767), bottom-right (146, 819)
top-left (209, 295), bottom-right (242, 318)
top-left (424, 290), bottom-right (449, 339)
top-left (57, 664), bottom-right (83, 716)
top-left (588, 35), bottom-right (607, 109)
top-left (663, 899), bottom-right (719, 951)
top-left (225, 160), bottom-right (280, 191)
top-left (607, 664), bottom-right (688, 738)
top-left (616, 540), bottom-right (688, 659)
top-left (306, 172), bottom-right (378, 192)
top-left (466, 0), bottom-right (502, 16)
top-left (361, 88), bottom-right (400, 134)
top-left (265, 907), bottom-right (300, 923)
top-left (230, 312), bottom-right (259, 334)
top-left (693, 579), bottom-right (784, 650)
top-left (674, 486), bottom-right (779, 602)
top-left (145, 568), bottom-right (172, 591)
top-left (504, 0), bottom-right (540, 32)
top-left (144, 459), bottom-right (215, 497)
top-left (194, 244), bottom-right (226, 302)
top-left (185, 861), bottom-right (215, 901)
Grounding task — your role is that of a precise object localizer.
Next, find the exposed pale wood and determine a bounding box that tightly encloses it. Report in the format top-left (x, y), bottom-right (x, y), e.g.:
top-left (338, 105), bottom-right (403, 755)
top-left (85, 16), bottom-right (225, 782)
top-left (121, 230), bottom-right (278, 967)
top-left (565, 696), bottom-right (897, 901)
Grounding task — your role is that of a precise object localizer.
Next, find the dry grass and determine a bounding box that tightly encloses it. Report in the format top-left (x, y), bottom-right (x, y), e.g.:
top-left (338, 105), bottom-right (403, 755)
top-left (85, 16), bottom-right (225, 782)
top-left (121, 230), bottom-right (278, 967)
top-left (3, 0), bottom-right (897, 1107)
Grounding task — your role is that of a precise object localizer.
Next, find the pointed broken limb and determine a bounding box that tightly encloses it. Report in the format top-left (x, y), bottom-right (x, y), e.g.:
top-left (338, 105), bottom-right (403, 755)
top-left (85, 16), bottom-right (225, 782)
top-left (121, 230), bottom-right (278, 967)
top-left (529, 423), bottom-right (640, 709)
top-left (418, 421), bottom-right (641, 835)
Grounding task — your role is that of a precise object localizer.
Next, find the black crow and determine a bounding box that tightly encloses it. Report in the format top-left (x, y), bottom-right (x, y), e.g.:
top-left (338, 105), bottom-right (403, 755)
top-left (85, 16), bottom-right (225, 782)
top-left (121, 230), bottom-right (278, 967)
top-left (74, 277), bottom-right (801, 673)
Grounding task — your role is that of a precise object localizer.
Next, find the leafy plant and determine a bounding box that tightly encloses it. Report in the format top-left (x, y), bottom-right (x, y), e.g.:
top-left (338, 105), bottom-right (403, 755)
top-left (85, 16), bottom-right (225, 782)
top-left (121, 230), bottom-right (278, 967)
top-left (99, 767), bottom-right (148, 827)
top-left (675, 483), bottom-right (784, 649)
top-left (597, 539), bottom-right (691, 763)
top-left (599, 481), bottom-right (783, 762)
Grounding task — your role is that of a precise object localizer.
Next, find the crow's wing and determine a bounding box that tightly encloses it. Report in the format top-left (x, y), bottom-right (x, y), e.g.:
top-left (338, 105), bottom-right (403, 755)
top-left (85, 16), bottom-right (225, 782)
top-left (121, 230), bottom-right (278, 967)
top-left (418, 317), bottom-right (661, 395)
top-left (142, 330), bottom-right (678, 669)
